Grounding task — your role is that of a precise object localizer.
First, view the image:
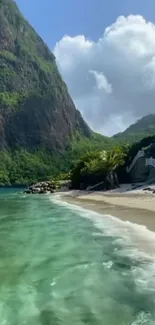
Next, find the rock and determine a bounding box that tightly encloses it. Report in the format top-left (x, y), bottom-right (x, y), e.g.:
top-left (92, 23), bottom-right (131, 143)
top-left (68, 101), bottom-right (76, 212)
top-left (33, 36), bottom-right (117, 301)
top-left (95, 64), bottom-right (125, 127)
top-left (32, 188), bottom-right (41, 194)
top-left (24, 189), bottom-right (31, 194)
top-left (39, 189), bottom-right (47, 194)
top-left (143, 187), bottom-right (153, 191)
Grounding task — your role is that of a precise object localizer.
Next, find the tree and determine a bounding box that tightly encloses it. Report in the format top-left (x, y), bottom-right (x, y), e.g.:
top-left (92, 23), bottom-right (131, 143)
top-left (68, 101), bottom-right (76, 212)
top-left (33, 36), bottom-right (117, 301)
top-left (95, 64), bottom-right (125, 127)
top-left (70, 146), bottom-right (128, 190)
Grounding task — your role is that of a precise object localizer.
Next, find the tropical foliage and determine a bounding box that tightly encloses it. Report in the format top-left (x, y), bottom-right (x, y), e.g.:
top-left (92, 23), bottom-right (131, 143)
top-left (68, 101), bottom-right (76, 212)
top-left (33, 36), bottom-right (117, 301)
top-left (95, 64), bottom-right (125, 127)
top-left (0, 150), bottom-right (69, 186)
top-left (70, 146), bottom-right (128, 189)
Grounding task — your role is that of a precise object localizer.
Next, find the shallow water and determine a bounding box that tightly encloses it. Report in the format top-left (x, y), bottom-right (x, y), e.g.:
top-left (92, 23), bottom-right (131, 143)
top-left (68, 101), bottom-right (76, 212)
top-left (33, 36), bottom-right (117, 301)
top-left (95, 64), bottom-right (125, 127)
top-left (0, 189), bottom-right (155, 324)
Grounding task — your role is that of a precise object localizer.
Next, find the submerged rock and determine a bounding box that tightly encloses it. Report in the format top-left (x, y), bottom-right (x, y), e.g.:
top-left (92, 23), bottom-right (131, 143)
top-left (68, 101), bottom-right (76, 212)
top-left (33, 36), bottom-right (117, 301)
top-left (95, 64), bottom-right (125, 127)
top-left (24, 189), bottom-right (32, 194)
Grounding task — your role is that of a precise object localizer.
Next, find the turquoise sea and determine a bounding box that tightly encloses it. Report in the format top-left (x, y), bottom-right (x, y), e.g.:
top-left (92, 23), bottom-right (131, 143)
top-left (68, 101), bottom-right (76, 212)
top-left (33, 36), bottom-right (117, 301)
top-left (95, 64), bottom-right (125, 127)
top-left (0, 189), bottom-right (155, 324)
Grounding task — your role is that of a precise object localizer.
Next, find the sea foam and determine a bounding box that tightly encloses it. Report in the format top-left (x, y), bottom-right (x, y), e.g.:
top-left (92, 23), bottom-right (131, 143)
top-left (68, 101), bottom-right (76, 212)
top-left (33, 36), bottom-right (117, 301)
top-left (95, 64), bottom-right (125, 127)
top-left (51, 194), bottom-right (155, 294)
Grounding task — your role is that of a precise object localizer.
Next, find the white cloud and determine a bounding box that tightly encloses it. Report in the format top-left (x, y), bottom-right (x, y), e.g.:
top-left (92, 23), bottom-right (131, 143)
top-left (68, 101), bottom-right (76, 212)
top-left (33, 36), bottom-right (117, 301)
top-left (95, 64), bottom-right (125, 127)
top-left (54, 15), bottom-right (155, 136)
top-left (90, 70), bottom-right (113, 94)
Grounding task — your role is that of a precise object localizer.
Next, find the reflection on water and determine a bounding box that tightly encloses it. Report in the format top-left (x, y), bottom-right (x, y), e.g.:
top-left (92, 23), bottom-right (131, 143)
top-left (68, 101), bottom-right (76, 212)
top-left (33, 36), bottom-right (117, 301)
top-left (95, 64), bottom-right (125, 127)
top-left (0, 189), bottom-right (154, 324)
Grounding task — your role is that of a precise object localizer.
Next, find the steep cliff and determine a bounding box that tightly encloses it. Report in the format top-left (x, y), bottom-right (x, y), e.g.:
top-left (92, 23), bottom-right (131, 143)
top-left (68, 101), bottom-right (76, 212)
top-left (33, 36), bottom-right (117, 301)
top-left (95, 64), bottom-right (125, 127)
top-left (0, 0), bottom-right (91, 152)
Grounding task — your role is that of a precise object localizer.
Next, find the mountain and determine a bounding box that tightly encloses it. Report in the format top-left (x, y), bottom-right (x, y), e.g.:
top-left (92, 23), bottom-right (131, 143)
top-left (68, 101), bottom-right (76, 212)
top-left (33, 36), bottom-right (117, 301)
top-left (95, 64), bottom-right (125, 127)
top-left (0, 0), bottom-right (92, 152)
top-left (0, 0), bottom-right (112, 185)
top-left (113, 114), bottom-right (155, 144)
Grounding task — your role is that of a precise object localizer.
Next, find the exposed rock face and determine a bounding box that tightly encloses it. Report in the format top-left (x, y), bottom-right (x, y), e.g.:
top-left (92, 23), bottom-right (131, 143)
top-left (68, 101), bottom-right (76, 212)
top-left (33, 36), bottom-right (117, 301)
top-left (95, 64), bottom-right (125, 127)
top-left (0, 0), bottom-right (91, 152)
top-left (126, 143), bottom-right (155, 183)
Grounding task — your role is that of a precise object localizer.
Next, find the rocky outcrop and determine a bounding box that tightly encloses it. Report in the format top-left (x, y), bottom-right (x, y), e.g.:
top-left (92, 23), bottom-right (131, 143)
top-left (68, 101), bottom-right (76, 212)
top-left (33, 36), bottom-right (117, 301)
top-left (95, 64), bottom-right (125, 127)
top-left (24, 180), bottom-right (71, 194)
top-left (24, 181), bottom-right (56, 194)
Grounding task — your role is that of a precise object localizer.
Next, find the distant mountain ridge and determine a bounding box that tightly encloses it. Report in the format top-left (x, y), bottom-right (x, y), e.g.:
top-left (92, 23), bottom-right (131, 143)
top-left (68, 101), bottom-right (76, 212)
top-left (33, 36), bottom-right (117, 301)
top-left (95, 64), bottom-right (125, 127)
top-left (113, 114), bottom-right (155, 143)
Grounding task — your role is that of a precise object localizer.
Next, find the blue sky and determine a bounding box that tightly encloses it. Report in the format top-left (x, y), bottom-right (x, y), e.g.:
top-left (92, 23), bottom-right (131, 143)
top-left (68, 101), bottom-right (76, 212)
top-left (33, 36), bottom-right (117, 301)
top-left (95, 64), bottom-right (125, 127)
top-left (16, 0), bottom-right (153, 50)
top-left (15, 0), bottom-right (155, 134)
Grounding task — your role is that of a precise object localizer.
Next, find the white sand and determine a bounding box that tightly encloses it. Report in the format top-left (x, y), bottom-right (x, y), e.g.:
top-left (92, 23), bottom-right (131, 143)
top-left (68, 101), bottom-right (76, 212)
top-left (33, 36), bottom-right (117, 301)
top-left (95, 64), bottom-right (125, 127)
top-left (61, 184), bottom-right (155, 232)
top-left (64, 183), bottom-right (155, 212)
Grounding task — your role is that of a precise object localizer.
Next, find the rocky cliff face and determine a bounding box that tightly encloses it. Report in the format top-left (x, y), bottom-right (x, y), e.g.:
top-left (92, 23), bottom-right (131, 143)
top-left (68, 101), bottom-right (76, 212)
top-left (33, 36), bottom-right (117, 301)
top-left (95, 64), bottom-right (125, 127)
top-left (0, 0), bottom-right (91, 152)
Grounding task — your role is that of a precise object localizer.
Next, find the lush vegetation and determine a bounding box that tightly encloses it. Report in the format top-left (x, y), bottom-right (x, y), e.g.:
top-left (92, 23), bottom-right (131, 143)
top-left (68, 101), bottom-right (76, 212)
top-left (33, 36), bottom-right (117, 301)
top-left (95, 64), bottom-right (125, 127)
top-left (0, 132), bottom-right (114, 186)
top-left (70, 146), bottom-right (128, 190)
top-left (70, 134), bottom-right (155, 189)
top-left (0, 133), bottom-right (155, 187)
top-left (0, 149), bottom-right (69, 186)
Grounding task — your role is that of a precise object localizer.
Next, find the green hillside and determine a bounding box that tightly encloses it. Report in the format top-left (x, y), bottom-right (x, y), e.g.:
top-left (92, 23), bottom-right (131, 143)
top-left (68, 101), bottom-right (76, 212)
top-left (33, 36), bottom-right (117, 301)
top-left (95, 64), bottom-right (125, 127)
top-left (113, 114), bottom-right (155, 144)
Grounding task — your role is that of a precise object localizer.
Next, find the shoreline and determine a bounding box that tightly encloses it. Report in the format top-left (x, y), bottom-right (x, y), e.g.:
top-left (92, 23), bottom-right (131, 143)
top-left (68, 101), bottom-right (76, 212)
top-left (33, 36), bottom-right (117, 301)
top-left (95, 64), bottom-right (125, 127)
top-left (61, 190), bottom-right (155, 232)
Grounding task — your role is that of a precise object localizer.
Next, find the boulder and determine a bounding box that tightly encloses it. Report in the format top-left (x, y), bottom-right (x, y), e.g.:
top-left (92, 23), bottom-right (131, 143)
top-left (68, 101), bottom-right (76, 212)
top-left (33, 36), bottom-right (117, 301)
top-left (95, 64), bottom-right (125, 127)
top-left (32, 187), bottom-right (41, 194)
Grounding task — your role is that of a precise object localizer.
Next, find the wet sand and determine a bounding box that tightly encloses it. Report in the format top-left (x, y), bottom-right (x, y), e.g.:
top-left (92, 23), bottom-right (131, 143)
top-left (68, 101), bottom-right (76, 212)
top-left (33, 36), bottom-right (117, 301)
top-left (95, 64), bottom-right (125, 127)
top-left (61, 191), bottom-right (155, 232)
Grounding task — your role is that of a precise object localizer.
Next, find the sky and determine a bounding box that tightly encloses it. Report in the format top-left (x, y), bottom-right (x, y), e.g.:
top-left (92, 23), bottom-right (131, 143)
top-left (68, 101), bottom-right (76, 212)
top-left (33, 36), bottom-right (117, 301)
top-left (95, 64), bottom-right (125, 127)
top-left (15, 0), bottom-right (155, 135)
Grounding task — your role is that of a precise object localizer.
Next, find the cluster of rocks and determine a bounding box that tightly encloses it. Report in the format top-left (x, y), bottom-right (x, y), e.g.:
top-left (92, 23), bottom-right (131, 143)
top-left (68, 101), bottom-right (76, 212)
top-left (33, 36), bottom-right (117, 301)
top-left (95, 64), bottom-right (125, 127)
top-left (24, 181), bottom-right (56, 194)
top-left (143, 187), bottom-right (155, 194)
top-left (24, 180), bottom-right (72, 194)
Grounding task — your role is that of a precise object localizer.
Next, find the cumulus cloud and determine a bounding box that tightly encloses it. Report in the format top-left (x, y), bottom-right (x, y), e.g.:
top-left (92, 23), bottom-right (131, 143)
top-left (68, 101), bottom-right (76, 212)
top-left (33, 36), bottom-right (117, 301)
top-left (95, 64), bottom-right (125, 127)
top-left (90, 70), bottom-right (113, 94)
top-left (54, 15), bottom-right (155, 135)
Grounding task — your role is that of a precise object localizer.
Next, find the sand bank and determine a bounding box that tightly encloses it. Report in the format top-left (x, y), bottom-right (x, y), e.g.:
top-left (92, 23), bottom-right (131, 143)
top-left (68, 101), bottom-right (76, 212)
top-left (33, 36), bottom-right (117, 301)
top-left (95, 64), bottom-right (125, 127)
top-left (61, 187), bottom-right (155, 232)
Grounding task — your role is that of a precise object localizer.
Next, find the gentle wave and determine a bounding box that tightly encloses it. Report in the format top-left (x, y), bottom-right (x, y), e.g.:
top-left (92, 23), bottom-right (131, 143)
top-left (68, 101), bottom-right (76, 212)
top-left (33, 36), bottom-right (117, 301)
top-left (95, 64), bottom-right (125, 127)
top-left (51, 193), bottom-right (155, 253)
top-left (51, 194), bottom-right (155, 293)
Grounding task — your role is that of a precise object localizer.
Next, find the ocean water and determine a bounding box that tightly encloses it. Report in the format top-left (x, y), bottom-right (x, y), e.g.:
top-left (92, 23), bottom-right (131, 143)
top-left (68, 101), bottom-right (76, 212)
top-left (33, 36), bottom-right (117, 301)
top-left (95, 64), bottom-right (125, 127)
top-left (0, 189), bottom-right (155, 324)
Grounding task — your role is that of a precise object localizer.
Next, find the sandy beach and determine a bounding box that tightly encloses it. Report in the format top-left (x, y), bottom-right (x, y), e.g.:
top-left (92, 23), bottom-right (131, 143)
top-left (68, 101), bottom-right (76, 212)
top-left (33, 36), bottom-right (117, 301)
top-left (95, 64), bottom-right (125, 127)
top-left (61, 185), bottom-right (155, 232)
